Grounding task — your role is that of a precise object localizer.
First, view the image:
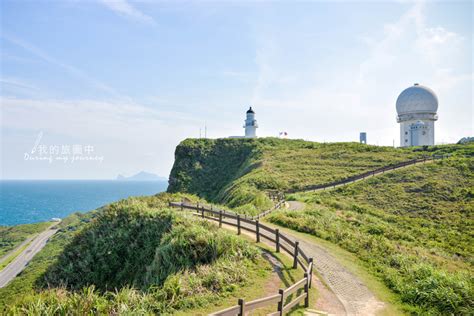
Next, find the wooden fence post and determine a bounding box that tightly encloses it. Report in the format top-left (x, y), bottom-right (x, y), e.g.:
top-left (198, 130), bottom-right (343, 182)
top-left (219, 210), bottom-right (223, 228)
top-left (275, 229), bottom-right (280, 253)
top-left (201, 207), bottom-right (205, 218)
top-left (277, 289), bottom-right (284, 316)
top-left (238, 298), bottom-right (245, 316)
top-left (304, 273), bottom-right (309, 307)
top-left (180, 202), bottom-right (183, 211)
top-left (256, 220), bottom-right (260, 243)
top-left (197, 202), bottom-right (199, 209)
top-left (237, 214), bottom-right (241, 235)
top-left (308, 258), bottom-right (313, 288)
top-left (293, 241), bottom-right (299, 268)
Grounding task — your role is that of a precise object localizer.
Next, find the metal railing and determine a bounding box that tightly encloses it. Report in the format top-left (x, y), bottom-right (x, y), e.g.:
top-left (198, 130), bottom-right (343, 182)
top-left (169, 201), bottom-right (313, 316)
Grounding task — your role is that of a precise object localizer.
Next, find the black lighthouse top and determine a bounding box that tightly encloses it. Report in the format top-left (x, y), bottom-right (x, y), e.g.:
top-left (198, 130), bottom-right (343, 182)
top-left (246, 106), bottom-right (255, 114)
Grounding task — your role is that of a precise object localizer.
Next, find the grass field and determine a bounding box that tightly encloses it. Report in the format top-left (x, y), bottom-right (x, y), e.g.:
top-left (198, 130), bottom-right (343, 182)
top-left (268, 155), bottom-right (473, 315)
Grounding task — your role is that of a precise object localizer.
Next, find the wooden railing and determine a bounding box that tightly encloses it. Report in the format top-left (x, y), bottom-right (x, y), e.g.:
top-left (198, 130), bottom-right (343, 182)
top-left (286, 154), bottom-right (448, 193)
top-left (169, 201), bottom-right (313, 316)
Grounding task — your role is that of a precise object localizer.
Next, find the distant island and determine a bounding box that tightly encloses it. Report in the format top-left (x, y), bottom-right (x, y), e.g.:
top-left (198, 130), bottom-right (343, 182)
top-left (116, 171), bottom-right (167, 181)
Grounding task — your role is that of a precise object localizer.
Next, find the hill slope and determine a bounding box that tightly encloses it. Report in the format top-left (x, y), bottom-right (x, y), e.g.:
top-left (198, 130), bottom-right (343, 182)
top-left (1, 193), bottom-right (271, 314)
top-left (168, 138), bottom-right (456, 215)
top-left (269, 154), bottom-right (473, 314)
top-left (168, 138), bottom-right (473, 314)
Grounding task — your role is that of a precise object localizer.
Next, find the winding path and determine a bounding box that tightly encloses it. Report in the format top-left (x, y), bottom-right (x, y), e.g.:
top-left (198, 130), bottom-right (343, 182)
top-left (274, 203), bottom-right (385, 315)
top-left (207, 204), bottom-right (384, 315)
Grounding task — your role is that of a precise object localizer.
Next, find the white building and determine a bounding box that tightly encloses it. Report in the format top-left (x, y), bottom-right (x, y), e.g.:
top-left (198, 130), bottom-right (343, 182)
top-left (396, 83), bottom-right (438, 147)
top-left (244, 107), bottom-right (258, 138)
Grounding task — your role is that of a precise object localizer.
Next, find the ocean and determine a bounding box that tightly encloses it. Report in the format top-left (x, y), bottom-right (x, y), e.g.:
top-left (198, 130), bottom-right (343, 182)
top-left (0, 180), bottom-right (168, 226)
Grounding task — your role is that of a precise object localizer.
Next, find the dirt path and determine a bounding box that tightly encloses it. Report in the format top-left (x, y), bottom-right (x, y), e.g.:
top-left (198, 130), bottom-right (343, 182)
top-left (281, 202), bottom-right (385, 315)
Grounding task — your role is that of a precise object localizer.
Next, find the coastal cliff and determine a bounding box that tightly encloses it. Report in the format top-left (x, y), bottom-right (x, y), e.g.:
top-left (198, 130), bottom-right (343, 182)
top-left (167, 138), bottom-right (272, 213)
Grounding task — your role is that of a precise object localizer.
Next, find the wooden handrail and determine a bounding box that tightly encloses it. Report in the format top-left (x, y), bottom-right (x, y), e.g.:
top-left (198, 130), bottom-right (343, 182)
top-left (169, 201), bottom-right (313, 315)
top-left (244, 293), bottom-right (281, 311)
top-left (284, 277), bottom-right (306, 296)
top-left (209, 304), bottom-right (240, 316)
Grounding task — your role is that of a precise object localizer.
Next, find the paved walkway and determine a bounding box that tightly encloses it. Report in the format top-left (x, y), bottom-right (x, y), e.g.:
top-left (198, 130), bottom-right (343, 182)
top-left (284, 230), bottom-right (384, 315)
top-left (0, 223), bottom-right (59, 288)
top-left (279, 202), bottom-right (384, 315)
top-left (212, 209), bottom-right (384, 315)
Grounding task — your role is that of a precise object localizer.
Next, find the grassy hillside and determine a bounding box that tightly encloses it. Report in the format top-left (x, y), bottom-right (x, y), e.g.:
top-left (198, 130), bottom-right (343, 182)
top-left (0, 222), bottom-right (53, 258)
top-left (168, 138), bottom-right (456, 215)
top-left (1, 193), bottom-right (274, 314)
top-left (0, 212), bottom-right (96, 308)
top-left (268, 154), bottom-right (473, 315)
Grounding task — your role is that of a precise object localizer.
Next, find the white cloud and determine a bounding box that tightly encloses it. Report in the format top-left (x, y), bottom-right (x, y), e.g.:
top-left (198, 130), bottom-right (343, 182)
top-left (2, 32), bottom-right (129, 101)
top-left (0, 97), bottom-right (200, 140)
top-left (249, 1), bottom-right (471, 146)
top-left (0, 77), bottom-right (40, 93)
top-left (99, 0), bottom-right (156, 25)
top-left (0, 97), bottom-right (204, 178)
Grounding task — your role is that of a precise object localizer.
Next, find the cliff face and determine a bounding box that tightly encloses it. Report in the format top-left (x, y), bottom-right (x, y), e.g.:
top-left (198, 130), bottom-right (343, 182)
top-left (167, 138), bottom-right (262, 204)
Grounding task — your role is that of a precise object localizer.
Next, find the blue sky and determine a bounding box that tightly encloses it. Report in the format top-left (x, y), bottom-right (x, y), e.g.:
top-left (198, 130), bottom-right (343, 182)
top-left (1, 0), bottom-right (472, 179)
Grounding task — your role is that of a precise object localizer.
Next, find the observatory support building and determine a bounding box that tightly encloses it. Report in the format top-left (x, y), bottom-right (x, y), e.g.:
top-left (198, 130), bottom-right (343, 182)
top-left (396, 83), bottom-right (438, 147)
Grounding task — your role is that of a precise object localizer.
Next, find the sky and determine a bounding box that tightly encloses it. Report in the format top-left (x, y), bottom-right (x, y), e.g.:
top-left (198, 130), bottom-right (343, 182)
top-left (0, 0), bottom-right (472, 180)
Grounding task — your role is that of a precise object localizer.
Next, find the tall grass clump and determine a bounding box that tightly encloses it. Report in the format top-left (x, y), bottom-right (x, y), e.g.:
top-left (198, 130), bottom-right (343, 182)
top-left (4, 193), bottom-right (267, 314)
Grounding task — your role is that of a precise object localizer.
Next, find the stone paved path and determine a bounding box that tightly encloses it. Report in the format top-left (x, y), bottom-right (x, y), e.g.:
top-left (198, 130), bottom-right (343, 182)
top-left (280, 202), bottom-right (385, 315)
top-left (222, 216), bottom-right (384, 315)
top-left (292, 234), bottom-right (384, 315)
top-left (177, 202), bottom-right (386, 315)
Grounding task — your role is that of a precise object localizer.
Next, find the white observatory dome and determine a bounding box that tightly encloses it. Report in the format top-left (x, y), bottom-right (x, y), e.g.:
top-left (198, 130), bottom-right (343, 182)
top-left (396, 84), bottom-right (438, 115)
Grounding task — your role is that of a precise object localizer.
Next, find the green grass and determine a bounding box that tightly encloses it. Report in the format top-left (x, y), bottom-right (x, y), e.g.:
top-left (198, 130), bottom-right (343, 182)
top-left (268, 156), bottom-right (474, 315)
top-left (168, 138), bottom-right (468, 215)
top-left (1, 193), bottom-right (281, 315)
top-left (0, 240), bottom-right (33, 271)
top-left (176, 235), bottom-right (316, 316)
top-left (0, 212), bottom-right (96, 309)
top-left (0, 221), bottom-right (53, 258)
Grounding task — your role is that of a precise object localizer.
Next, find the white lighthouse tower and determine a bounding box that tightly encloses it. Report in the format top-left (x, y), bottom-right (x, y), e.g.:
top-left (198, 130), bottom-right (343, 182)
top-left (396, 83), bottom-right (438, 147)
top-left (244, 107), bottom-right (258, 138)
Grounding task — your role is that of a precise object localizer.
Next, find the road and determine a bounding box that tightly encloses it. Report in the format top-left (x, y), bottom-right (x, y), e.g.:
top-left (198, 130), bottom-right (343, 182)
top-left (0, 224), bottom-right (59, 288)
top-left (0, 236), bottom-right (34, 265)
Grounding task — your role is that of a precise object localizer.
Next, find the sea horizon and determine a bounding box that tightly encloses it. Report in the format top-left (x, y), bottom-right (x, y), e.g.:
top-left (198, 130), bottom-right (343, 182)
top-left (0, 180), bottom-right (168, 226)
